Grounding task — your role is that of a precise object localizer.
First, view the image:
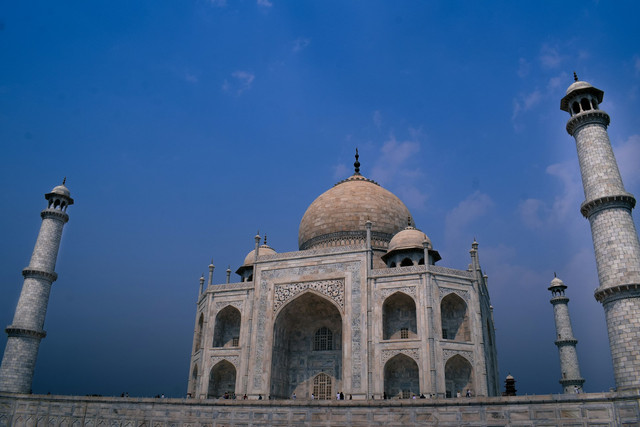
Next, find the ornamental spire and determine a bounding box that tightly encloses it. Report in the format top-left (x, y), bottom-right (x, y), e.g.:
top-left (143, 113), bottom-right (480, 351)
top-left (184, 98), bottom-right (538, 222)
top-left (573, 71), bottom-right (578, 82)
top-left (354, 148), bottom-right (361, 175)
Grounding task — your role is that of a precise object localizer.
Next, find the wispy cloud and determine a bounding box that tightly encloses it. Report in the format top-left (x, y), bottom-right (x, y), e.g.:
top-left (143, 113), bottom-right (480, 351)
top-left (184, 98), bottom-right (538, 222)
top-left (369, 133), bottom-right (429, 210)
top-left (185, 73), bottom-right (198, 84)
top-left (257, 0), bottom-right (273, 7)
top-left (445, 191), bottom-right (494, 244)
top-left (539, 44), bottom-right (563, 69)
top-left (222, 71), bottom-right (255, 95)
top-left (209, 0), bottom-right (227, 7)
top-left (517, 58), bottom-right (530, 78)
top-left (292, 38), bottom-right (310, 53)
top-left (512, 89), bottom-right (542, 126)
top-left (372, 110), bottom-right (382, 129)
top-left (518, 160), bottom-right (583, 229)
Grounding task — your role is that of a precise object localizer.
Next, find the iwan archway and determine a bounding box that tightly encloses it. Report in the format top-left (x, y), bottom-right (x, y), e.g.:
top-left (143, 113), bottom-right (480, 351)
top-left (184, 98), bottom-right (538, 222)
top-left (270, 292), bottom-right (343, 399)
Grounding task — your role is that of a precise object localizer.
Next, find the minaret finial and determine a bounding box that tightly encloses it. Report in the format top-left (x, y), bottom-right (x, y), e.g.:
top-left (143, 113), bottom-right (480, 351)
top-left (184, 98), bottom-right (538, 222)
top-left (354, 148), bottom-right (360, 175)
top-left (408, 216), bottom-right (412, 227)
top-left (62, 177), bottom-right (66, 185)
top-left (554, 271), bottom-right (557, 278)
top-left (573, 72), bottom-right (578, 82)
top-left (264, 234), bottom-right (267, 246)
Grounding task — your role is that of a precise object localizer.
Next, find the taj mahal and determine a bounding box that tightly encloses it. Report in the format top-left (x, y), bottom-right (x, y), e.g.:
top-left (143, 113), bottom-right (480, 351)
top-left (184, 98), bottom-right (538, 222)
top-left (1, 77), bottom-right (640, 425)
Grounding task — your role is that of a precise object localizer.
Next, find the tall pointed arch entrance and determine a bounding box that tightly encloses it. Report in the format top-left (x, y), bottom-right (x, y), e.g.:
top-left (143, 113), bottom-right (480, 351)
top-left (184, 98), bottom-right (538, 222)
top-left (270, 292), bottom-right (342, 399)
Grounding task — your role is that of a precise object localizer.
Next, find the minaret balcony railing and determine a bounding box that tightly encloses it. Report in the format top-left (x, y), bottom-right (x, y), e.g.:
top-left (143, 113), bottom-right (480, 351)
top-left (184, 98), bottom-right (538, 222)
top-left (5, 326), bottom-right (46, 339)
top-left (595, 283), bottom-right (640, 303)
top-left (566, 110), bottom-right (610, 135)
top-left (555, 338), bottom-right (578, 347)
top-left (580, 194), bottom-right (636, 218)
top-left (22, 268), bottom-right (58, 282)
top-left (40, 209), bottom-right (70, 222)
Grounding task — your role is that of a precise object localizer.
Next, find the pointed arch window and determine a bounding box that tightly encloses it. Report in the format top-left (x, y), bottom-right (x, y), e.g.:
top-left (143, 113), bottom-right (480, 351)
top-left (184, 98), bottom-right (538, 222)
top-left (313, 326), bottom-right (333, 351)
top-left (313, 373), bottom-right (332, 400)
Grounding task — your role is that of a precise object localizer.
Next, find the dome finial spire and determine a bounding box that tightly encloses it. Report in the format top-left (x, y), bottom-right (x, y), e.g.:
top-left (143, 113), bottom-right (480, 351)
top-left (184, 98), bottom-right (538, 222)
top-left (354, 148), bottom-right (361, 175)
top-left (62, 177), bottom-right (66, 185)
top-left (573, 71), bottom-right (578, 82)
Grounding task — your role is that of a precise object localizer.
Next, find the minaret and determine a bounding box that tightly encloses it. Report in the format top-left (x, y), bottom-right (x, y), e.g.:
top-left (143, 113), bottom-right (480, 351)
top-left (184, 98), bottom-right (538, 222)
top-left (561, 75), bottom-right (640, 390)
top-left (548, 275), bottom-right (584, 393)
top-left (0, 181), bottom-right (74, 393)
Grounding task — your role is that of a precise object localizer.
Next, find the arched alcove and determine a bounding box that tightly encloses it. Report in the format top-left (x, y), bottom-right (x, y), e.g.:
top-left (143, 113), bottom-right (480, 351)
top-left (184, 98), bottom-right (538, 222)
top-left (270, 292), bottom-right (342, 399)
top-left (445, 355), bottom-right (473, 398)
top-left (194, 314), bottom-right (204, 352)
top-left (189, 364), bottom-right (198, 397)
top-left (208, 360), bottom-right (236, 398)
top-left (440, 293), bottom-right (470, 341)
top-left (212, 306), bottom-right (241, 348)
top-left (384, 354), bottom-right (420, 399)
top-left (382, 292), bottom-right (417, 340)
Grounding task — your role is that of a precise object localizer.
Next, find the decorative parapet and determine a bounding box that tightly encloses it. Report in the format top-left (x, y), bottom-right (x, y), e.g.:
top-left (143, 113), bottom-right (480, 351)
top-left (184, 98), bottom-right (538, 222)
top-left (208, 282), bottom-right (253, 292)
top-left (260, 244), bottom-right (367, 262)
top-left (274, 279), bottom-right (345, 313)
top-left (371, 265), bottom-right (426, 277)
top-left (566, 110), bottom-right (610, 135)
top-left (580, 193), bottom-right (636, 218)
top-left (428, 265), bottom-right (475, 279)
top-left (371, 265), bottom-right (474, 279)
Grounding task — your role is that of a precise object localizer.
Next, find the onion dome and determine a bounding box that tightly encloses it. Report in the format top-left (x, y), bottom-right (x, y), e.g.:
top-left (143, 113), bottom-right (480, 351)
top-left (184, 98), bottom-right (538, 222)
top-left (298, 150), bottom-right (412, 250)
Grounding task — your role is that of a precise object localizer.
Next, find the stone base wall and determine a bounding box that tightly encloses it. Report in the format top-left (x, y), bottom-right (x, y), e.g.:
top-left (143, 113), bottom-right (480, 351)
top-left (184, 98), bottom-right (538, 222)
top-left (1, 391), bottom-right (639, 426)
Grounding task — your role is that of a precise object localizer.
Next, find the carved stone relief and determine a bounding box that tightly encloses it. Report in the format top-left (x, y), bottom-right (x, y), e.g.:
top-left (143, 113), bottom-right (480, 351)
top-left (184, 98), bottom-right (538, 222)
top-left (443, 349), bottom-right (474, 365)
top-left (379, 286), bottom-right (417, 300)
top-left (215, 300), bottom-right (243, 311)
top-left (210, 355), bottom-right (239, 370)
top-left (273, 279), bottom-right (345, 313)
top-left (439, 287), bottom-right (470, 302)
top-left (381, 348), bottom-right (420, 364)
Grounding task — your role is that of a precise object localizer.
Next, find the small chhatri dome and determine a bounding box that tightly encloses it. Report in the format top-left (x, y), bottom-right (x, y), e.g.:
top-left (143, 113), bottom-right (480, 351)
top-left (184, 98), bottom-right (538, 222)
top-left (51, 178), bottom-right (71, 197)
top-left (242, 242), bottom-right (277, 266)
top-left (387, 222), bottom-right (431, 253)
top-left (561, 76), bottom-right (604, 112)
top-left (298, 150), bottom-right (412, 250)
top-left (550, 276), bottom-right (565, 287)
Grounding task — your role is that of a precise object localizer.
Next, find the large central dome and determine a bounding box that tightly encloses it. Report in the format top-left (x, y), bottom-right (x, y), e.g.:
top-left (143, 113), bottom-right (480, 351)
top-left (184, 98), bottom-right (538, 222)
top-left (298, 173), bottom-right (412, 251)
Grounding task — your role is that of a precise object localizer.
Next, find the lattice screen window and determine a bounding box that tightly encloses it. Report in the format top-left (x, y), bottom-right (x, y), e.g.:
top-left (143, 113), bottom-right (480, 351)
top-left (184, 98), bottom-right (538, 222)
top-left (313, 327), bottom-right (333, 351)
top-left (400, 328), bottom-right (409, 339)
top-left (401, 390), bottom-right (411, 399)
top-left (232, 337), bottom-right (239, 347)
top-left (313, 373), bottom-right (332, 400)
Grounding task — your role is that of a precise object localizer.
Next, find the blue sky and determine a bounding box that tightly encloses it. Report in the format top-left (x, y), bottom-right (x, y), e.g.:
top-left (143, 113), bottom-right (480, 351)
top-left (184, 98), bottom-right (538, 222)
top-left (1, 1), bottom-right (640, 397)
